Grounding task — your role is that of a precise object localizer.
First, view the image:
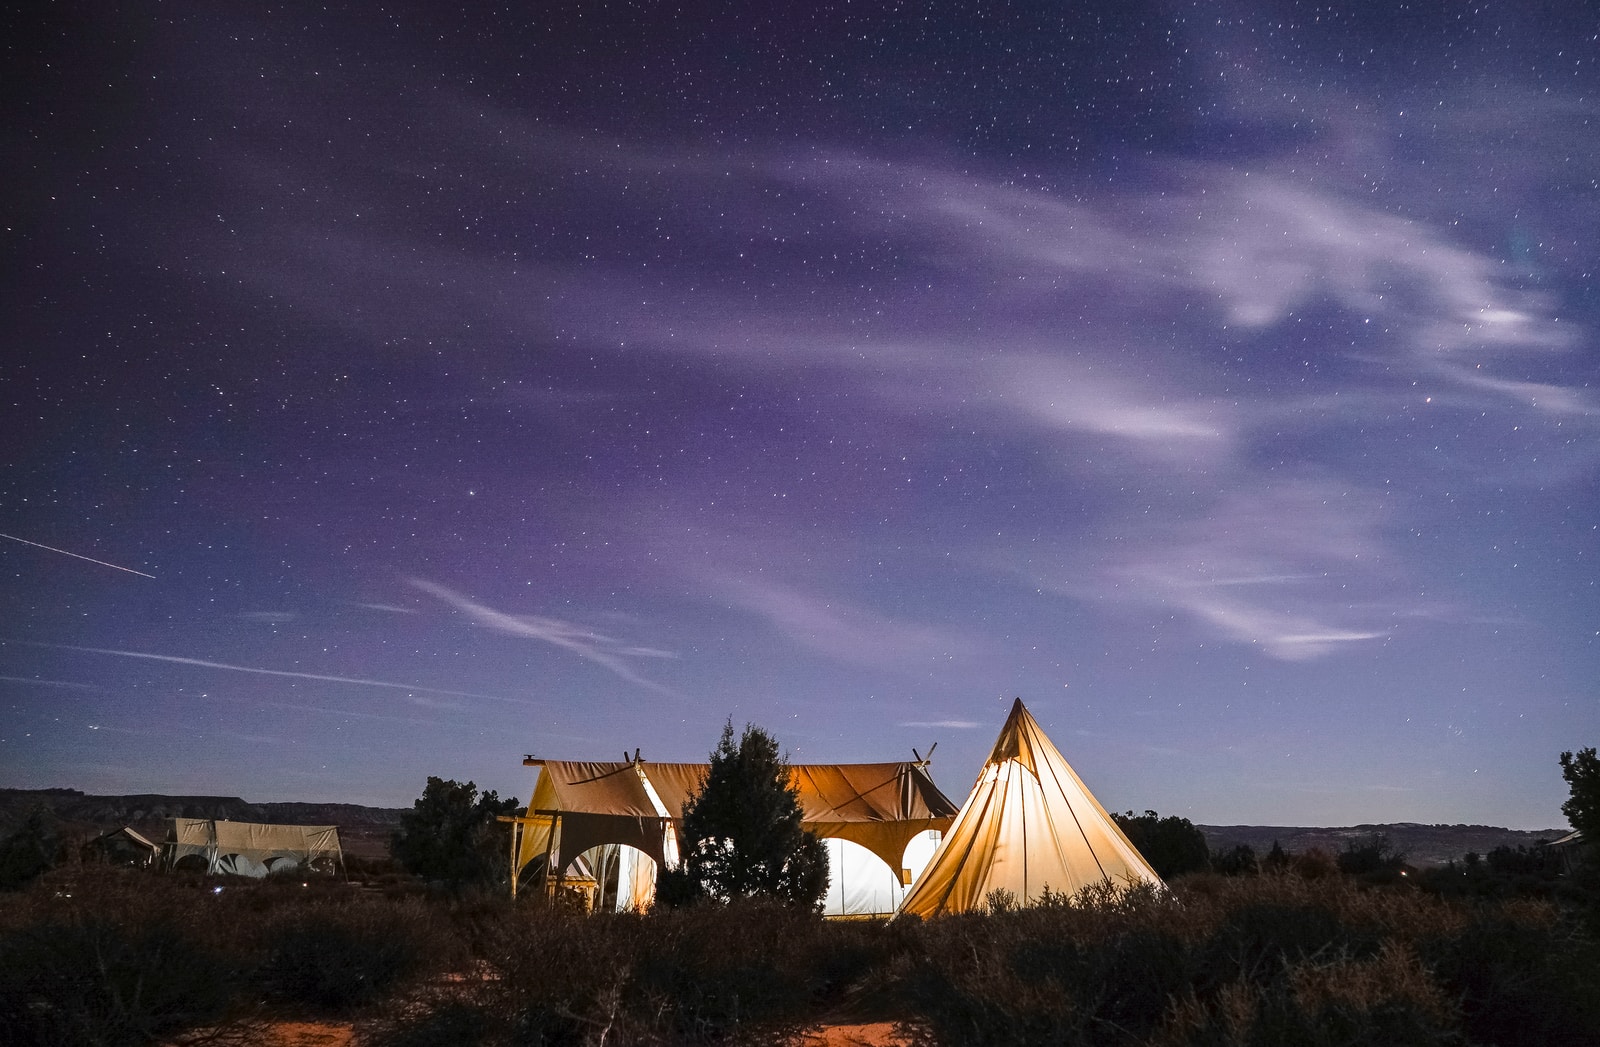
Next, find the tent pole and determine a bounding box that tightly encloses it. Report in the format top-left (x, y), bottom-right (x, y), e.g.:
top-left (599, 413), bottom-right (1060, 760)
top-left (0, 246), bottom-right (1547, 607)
top-left (546, 813), bottom-right (562, 901)
top-left (508, 817), bottom-right (520, 899)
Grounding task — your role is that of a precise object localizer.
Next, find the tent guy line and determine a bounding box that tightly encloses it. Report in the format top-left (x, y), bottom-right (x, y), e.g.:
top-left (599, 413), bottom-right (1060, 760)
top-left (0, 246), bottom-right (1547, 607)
top-left (0, 532), bottom-right (156, 579)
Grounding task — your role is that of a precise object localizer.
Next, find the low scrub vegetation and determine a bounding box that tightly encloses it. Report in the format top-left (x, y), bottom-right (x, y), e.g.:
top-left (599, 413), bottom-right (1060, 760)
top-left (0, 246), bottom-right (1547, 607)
top-left (0, 862), bottom-right (1595, 1046)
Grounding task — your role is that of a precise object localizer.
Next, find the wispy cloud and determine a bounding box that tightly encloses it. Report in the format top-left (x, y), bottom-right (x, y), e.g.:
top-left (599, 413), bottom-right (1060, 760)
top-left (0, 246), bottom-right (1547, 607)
top-left (974, 353), bottom-right (1232, 465)
top-left (900, 720), bottom-right (982, 729)
top-left (1166, 596), bottom-right (1391, 661)
top-left (714, 575), bottom-right (972, 670)
top-left (1020, 478), bottom-right (1407, 660)
top-left (789, 151), bottom-right (1594, 422)
top-left (408, 579), bottom-right (680, 695)
top-left (219, 729), bottom-right (285, 746)
top-left (181, 81), bottom-right (1591, 672)
top-left (257, 700), bottom-right (476, 729)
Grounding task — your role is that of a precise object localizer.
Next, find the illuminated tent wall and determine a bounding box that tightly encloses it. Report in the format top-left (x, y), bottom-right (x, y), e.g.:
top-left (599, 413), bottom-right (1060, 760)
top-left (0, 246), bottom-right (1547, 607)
top-left (824, 832), bottom-right (941, 916)
top-left (897, 700), bottom-right (1163, 918)
top-left (165, 818), bottom-right (343, 878)
top-left (511, 758), bottom-right (958, 915)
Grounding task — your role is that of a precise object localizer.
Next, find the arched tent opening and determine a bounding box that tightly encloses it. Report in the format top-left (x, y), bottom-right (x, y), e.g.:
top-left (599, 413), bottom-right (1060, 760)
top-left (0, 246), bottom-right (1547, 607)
top-left (903, 829), bottom-right (940, 885)
top-left (822, 830), bottom-right (942, 917)
top-left (171, 853), bottom-right (209, 874)
top-left (578, 843), bottom-right (657, 912)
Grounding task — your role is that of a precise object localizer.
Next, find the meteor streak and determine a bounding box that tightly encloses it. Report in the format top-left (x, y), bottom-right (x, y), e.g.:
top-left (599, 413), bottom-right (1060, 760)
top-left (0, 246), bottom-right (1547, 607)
top-left (5, 640), bottom-right (528, 704)
top-left (0, 532), bottom-right (155, 578)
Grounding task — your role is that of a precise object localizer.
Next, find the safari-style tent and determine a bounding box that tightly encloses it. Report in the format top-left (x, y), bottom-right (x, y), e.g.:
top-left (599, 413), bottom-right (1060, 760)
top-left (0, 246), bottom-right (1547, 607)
top-left (510, 756), bottom-right (958, 915)
top-left (165, 818), bottom-right (343, 878)
top-left (897, 699), bottom-right (1163, 917)
top-left (85, 825), bottom-right (163, 868)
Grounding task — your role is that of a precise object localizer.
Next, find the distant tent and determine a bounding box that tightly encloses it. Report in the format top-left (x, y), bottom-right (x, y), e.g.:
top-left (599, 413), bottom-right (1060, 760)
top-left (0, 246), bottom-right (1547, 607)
top-left (85, 826), bottom-right (162, 868)
top-left (1541, 829), bottom-right (1588, 875)
top-left (510, 757), bottom-right (958, 915)
top-left (165, 818), bottom-right (343, 878)
top-left (897, 699), bottom-right (1163, 917)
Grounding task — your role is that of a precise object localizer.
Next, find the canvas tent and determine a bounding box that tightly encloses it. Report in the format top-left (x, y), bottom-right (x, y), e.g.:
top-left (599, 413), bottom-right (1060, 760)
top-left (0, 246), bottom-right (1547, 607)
top-left (897, 699), bottom-right (1163, 917)
top-left (165, 818), bottom-right (343, 878)
top-left (1542, 829), bottom-right (1588, 875)
top-left (511, 757), bottom-right (958, 915)
top-left (86, 826), bottom-right (162, 868)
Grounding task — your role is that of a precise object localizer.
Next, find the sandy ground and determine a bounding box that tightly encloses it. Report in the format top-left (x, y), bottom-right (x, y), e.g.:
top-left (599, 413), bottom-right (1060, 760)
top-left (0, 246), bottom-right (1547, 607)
top-left (803, 1021), bottom-right (912, 1046)
top-left (240, 1019), bottom-right (911, 1046)
top-left (235, 1024), bottom-right (354, 1047)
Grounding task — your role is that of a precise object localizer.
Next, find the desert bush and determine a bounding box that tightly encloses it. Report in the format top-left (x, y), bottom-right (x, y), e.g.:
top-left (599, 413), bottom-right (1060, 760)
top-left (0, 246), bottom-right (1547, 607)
top-left (1288, 847), bottom-right (1339, 881)
top-left (376, 1000), bottom-right (496, 1047)
top-left (0, 807), bottom-right (62, 891)
top-left (1210, 843), bottom-right (1258, 877)
top-left (1260, 840), bottom-right (1291, 872)
top-left (897, 883), bottom-right (1197, 1045)
top-left (0, 918), bottom-right (237, 1046)
top-left (1336, 834), bottom-right (1407, 884)
top-left (1151, 940), bottom-right (1461, 1047)
top-left (371, 894), bottom-right (898, 1046)
top-left (1418, 845), bottom-right (1572, 905)
top-left (5, 857), bottom-right (1598, 1046)
top-left (0, 866), bottom-right (479, 1042)
top-left (0, 872), bottom-right (242, 1046)
top-left (636, 898), bottom-right (837, 1037)
top-left (1485, 843), bottom-right (1558, 877)
top-left (255, 898), bottom-right (445, 1015)
top-left (1420, 901), bottom-right (1600, 1047)
top-left (892, 875), bottom-right (1555, 1046)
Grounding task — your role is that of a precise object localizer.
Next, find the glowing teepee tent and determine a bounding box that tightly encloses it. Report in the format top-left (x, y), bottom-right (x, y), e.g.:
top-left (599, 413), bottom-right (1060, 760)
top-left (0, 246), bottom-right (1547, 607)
top-left (897, 699), bottom-right (1163, 917)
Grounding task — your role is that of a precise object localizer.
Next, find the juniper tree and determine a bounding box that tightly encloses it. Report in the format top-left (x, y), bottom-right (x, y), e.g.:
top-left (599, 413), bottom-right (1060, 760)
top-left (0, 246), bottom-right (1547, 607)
top-left (391, 777), bottom-right (519, 891)
top-left (1113, 810), bottom-right (1211, 880)
top-left (1560, 747), bottom-right (1599, 840)
top-left (657, 720), bottom-right (828, 908)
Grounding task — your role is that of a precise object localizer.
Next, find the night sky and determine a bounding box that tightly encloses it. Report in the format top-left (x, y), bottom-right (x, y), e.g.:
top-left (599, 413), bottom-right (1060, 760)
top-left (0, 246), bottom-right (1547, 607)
top-left (5, 2), bottom-right (1596, 829)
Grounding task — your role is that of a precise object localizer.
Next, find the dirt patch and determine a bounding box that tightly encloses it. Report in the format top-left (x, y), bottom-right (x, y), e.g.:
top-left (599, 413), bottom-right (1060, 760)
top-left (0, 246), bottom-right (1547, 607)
top-left (235, 1017), bottom-right (908, 1046)
top-left (803, 1021), bottom-right (913, 1046)
top-left (165, 1022), bottom-right (353, 1047)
